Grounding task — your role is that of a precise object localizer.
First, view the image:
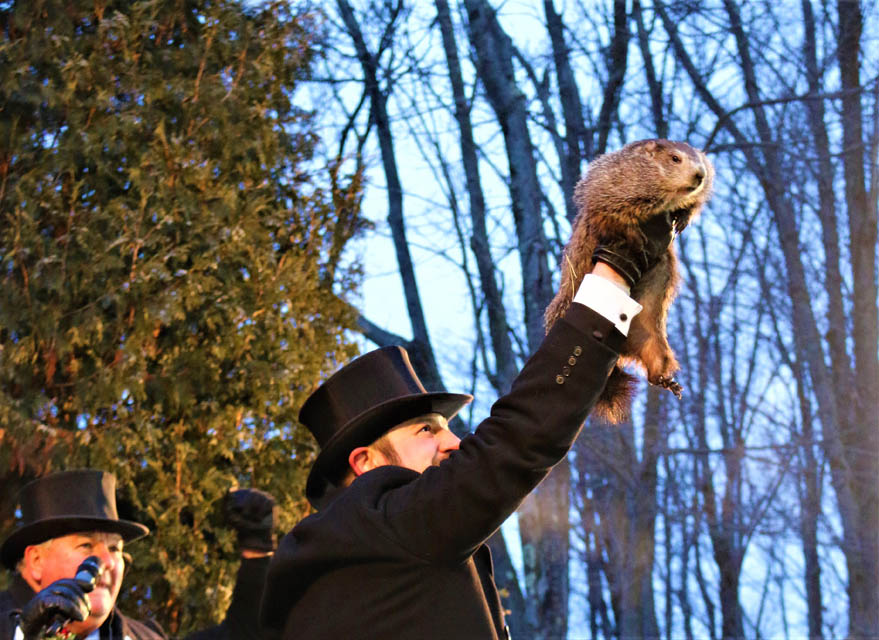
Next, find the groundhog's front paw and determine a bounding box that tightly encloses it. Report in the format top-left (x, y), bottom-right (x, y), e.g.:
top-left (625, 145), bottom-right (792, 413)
top-left (653, 375), bottom-right (683, 399)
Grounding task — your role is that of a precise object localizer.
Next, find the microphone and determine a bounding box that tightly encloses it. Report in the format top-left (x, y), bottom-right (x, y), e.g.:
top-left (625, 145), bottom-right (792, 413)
top-left (74, 556), bottom-right (102, 590)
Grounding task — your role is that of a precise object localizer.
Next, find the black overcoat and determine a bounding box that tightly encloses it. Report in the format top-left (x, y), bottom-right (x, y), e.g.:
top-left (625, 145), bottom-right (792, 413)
top-left (0, 573), bottom-right (166, 640)
top-left (261, 303), bottom-right (624, 639)
top-left (185, 556), bottom-right (270, 640)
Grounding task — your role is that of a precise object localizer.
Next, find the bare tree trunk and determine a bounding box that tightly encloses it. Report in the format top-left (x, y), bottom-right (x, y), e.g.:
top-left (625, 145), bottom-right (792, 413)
top-left (595, 0), bottom-right (629, 154)
top-left (797, 5), bottom-right (832, 635)
top-left (676, 224), bottom-right (750, 640)
top-left (543, 0), bottom-right (589, 221)
top-left (627, 387), bottom-right (663, 640)
top-left (677, 486), bottom-right (697, 640)
top-left (576, 415), bottom-right (661, 640)
top-left (544, 3), bottom-right (659, 635)
top-left (461, 2), bottom-right (564, 637)
top-left (517, 464), bottom-right (570, 640)
top-left (795, 359), bottom-right (824, 640)
top-left (461, 0), bottom-right (553, 349)
top-left (633, 0), bottom-right (668, 139)
top-left (434, 0), bottom-right (518, 396)
top-left (800, 0), bottom-right (854, 424)
top-left (575, 470), bottom-right (614, 640)
top-left (586, 530), bottom-right (613, 639)
top-left (335, 0), bottom-right (446, 391)
top-left (575, 434), bottom-right (619, 639)
top-left (433, 4), bottom-right (526, 633)
top-left (603, 406), bottom-right (663, 640)
top-left (694, 415), bottom-right (745, 640)
top-left (835, 2), bottom-right (879, 632)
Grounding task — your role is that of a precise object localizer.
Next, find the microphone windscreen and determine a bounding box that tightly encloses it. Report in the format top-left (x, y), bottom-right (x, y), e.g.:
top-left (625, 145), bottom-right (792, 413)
top-left (74, 555), bottom-right (102, 590)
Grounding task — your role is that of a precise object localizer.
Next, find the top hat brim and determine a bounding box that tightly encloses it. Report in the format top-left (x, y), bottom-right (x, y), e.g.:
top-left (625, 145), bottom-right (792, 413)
top-left (1, 516), bottom-right (149, 569)
top-left (305, 390), bottom-right (472, 508)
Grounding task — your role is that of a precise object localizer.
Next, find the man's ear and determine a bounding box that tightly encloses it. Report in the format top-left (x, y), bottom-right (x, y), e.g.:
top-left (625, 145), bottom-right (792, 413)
top-left (348, 446), bottom-right (383, 476)
top-left (21, 544), bottom-right (44, 585)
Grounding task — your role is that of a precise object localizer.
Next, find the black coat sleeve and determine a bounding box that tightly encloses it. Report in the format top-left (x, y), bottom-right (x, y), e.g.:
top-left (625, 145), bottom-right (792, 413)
top-left (361, 303), bottom-right (622, 562)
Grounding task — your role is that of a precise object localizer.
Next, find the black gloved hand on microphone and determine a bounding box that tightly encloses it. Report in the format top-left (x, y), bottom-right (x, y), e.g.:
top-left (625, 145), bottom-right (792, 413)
top-left (19, 556), bottom-right (100, 640)
top-left (225, 489), bottom-right (277, 552)
top-left (592, 211), bottom-right (677, 288)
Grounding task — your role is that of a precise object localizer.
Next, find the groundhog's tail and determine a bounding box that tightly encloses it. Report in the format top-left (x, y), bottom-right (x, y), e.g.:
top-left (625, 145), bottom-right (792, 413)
top-left (591, 367), bottom-right (637, 424)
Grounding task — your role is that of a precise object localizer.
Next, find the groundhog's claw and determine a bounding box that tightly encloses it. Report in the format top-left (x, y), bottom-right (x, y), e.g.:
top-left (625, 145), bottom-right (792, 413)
top-left (654, 375), bottom-right (683, 399)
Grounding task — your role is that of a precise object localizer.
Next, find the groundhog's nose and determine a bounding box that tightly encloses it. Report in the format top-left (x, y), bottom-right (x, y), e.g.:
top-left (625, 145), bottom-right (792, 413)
top-left (691, 167), bottom-right (705, 188)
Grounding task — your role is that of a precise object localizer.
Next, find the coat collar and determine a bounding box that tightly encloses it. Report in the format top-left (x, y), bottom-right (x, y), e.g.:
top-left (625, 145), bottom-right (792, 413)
top-left (8, 573), bottom-right (35, 608)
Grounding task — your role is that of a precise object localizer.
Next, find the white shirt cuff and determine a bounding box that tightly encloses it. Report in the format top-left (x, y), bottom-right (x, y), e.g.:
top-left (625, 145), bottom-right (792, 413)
top-left (572, 274), bottom-right (642, 336)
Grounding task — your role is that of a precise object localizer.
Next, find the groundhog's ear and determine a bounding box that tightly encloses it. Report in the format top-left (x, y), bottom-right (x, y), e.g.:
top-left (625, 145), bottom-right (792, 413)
top-left (640, 139), bottom-right (661, 156)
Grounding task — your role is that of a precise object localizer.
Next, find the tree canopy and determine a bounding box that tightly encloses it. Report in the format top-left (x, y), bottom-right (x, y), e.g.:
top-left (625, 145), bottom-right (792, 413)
top-left (0, 0), bottom-right (363, 632)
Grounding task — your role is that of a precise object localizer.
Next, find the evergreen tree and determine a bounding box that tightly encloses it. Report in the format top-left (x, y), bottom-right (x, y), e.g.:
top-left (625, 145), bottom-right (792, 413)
top-left (0, 0), bottom-right (364, 632)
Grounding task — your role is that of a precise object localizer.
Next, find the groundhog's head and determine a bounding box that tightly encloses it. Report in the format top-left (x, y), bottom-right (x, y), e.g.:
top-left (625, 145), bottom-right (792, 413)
top-left (575, 138), bottom-right (714, 232)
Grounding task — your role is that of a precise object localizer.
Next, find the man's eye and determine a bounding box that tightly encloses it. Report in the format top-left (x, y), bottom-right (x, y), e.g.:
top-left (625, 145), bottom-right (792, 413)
top-left (79, 543), bottom-right (93, 549)
top-left (419, 425), bottom-right (432, 433)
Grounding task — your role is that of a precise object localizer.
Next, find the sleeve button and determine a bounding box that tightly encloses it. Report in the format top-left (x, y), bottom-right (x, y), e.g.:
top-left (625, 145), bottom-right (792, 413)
top-left (573, 346), bottom-right (582, 356)
top-left (568, 356), bottom-right (577, 366)
top-left (555, 375), bottom-right (565, 385)
top-left (562, 366), bottom-right (571, 376)
top-left (592, 330), bottom-right (604, 340)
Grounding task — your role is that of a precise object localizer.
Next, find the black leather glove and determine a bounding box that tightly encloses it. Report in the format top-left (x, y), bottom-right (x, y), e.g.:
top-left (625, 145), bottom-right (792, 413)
top-left (225, 488), bottom-right (277, 552)
top-left (592, 211), bottom-right (676, 288)
top-left (19, 578), bottom-right (92, 640)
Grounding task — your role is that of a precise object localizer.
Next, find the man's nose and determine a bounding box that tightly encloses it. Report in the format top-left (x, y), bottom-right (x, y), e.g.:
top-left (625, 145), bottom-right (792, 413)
top-left (440, 430), bottom-right (461, 451)
top-left (93, 544), bottom-right (117, 573)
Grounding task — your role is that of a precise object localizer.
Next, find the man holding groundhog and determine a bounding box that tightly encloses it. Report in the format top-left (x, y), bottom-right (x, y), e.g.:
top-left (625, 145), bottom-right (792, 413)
top-left (260, 212), bottom-right (677, 639)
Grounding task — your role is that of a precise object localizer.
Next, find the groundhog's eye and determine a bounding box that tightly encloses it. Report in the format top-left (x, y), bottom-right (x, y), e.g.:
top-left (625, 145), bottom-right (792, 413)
top-left (671, 154), bottom-right (682, 163)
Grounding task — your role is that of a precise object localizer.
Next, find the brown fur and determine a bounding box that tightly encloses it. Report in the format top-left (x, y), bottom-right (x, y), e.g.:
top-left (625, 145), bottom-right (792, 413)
top-left (545, 139), bottom-right (714, 423)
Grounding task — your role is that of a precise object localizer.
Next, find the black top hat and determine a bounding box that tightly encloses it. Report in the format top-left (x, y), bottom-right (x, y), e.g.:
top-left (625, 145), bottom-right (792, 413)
top-left (1, 469), bottom-right (149, 569)
top-left (300, 346), bottom-right (472, 507)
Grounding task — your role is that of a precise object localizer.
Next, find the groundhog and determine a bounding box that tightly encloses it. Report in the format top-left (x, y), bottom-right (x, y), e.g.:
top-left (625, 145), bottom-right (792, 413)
top-left (545, 139), bottom-right (713, 423)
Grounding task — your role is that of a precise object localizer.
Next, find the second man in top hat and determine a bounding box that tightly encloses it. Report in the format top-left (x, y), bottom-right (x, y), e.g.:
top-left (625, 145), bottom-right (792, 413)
top-left (0, 469), bottom-right (166, 640)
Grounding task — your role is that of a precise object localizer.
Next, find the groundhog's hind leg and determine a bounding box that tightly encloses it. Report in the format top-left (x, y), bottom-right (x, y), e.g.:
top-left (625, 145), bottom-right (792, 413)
top-left (628, 254), bottom-right (683, 398)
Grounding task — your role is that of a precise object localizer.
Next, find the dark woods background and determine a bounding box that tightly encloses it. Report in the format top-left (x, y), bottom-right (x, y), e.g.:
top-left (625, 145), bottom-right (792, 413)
top-left (1, 1), bottom-right (877, 639)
